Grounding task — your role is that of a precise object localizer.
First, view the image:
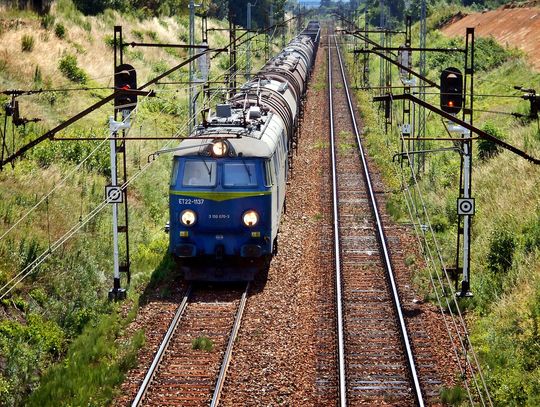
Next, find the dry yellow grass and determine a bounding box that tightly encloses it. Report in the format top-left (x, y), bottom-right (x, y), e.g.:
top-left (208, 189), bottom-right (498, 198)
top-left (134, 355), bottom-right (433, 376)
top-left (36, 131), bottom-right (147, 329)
top-left (0, 6), bottom-right (229, 131)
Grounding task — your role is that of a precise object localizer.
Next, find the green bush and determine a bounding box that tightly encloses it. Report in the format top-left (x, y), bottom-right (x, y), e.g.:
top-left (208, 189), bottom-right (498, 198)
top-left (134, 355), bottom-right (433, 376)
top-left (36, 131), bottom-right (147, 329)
top-left (152, 60), bottom-right (168, 74)
top-left (523, 211), bottom-right (540, 253)
top-left (30, 138), bottom-right (109, 175)
top-left (17, 237), bottom-right (42, 272)
top-left (440, 385), bottom-right (468, 405)
top-left (27, 311), bottom-right (144, 407)
top-left (427, 36), bottom-right (516, 73)
top-left (33, 65), bottom-right (42, 86)
top-left (21, 34), bottom-right (35, 52)
top-left (487, 227), bottom-right (516, 274)
top-left (131, 29), bottom-right (144, 41)
top-left (475, 282), bottom-right (540, 405)
top-left (58, 54), bottom-right (88, 83)
top-left (54, 23), bottom-right (66, 39)
top-left (478, 122), bottom-right (503, 161)
top-left (103, 34), bottom-right (115, 48)
top-left (146, 30), bottom-right (158, 41)
top-left (40, 14), bottom-right (55, 30)
top-left (0, 314), bottom-right (65, 406)
top-left (431, 213), bottom-right (450, 233)
top-left (192, 336), bottom-right (213, 351)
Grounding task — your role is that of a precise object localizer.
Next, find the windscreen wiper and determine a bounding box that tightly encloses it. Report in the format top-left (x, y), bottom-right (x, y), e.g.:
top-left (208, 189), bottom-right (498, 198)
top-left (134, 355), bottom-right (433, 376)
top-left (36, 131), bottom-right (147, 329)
top-left (201, 159), bottom-right (212, 180)
top-left (240, 157), bottom-right (252, 181)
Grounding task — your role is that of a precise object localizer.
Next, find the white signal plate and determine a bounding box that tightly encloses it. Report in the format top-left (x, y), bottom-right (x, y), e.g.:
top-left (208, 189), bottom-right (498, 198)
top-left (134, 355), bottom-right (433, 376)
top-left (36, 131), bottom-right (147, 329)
top-left (106, 186), bottom-right (123, 204)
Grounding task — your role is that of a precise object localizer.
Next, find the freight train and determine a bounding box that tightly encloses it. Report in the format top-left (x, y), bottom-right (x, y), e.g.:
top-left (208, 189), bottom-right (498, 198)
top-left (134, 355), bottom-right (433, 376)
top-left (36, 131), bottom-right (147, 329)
top-left (167, 22), bottom-right (320, 281)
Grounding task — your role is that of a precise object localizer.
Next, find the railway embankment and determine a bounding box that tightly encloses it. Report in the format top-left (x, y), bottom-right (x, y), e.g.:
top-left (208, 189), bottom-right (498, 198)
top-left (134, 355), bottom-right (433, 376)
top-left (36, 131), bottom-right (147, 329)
top-left (442, 5), bottom-right (540, 70)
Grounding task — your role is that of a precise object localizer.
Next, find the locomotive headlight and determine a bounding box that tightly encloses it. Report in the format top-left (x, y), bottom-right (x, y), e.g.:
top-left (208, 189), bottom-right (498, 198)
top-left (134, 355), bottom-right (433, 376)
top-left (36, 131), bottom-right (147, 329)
top-left (212, 140), bottom-right (228, 157)
top-left (242, 210), bottom-right (259, 227)
top-left (180, 209), bottom-right (197, 226)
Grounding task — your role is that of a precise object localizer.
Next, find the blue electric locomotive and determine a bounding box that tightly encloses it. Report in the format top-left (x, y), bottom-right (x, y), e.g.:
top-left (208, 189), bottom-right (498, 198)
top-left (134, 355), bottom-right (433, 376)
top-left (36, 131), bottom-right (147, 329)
top-left (167, 23), bottom-right (320, 281)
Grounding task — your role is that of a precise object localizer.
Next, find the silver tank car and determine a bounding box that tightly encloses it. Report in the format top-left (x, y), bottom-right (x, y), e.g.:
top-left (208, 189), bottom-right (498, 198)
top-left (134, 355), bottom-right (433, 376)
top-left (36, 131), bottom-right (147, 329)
top-left (167, 22), bottom-right (321, 281)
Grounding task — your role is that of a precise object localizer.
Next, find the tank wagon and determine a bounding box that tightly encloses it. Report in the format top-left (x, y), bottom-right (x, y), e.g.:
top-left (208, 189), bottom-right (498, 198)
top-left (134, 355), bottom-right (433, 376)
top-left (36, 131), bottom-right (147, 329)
top-left (168, 22), bottom-right (321, 281)
top-left (301, 20), bottom-right (321, 47)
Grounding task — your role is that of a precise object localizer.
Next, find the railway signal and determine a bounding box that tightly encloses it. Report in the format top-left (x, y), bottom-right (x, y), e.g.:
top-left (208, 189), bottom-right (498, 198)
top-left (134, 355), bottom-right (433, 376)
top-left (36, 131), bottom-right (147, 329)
top-left (515, 86), bottom-right (539, 119)
top-left (114, 63), bottom-right (137, 110)
top-left (440, 67), bottom-right (463, 114)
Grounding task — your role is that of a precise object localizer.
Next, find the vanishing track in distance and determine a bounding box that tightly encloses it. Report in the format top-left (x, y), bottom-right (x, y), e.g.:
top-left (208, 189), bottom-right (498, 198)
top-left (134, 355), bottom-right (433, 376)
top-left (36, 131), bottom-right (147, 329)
top-left (328, 30), bottom-right (424, 406)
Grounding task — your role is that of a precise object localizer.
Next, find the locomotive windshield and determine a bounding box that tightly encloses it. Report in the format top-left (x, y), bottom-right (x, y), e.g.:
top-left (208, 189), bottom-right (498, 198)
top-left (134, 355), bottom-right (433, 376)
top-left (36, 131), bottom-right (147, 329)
top-left (223, 162), bottom-right (257, 187)
top-left (173, 158), bottom-right (263, 189)
top-left (182, 160), bottom-right (217, 187)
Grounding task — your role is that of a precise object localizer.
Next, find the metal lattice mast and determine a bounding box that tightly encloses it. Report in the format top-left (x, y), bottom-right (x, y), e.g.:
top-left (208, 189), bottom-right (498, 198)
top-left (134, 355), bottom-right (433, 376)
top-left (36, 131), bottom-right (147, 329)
top-left (246, 2), bottom-right (252, 80)
top-left (379, 0), bottom-right (385, 95)
top-left (418, 0), bottom-right (427, 175)
top-left (189, 0), bottom-right (195, 134)
top-left (363, 7), bottom-right (370, 88)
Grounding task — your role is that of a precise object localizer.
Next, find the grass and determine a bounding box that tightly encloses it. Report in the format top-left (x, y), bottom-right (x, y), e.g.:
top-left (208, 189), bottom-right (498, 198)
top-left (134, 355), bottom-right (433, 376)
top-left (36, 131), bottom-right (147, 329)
top-left (192, 336), bottom-right (214, 351)
top-left (21, 34), bottom-right (35, 52)
top-left (440, 385), bottom-right (468, 405)
top-left (26, 306), bottom-right (145, 407)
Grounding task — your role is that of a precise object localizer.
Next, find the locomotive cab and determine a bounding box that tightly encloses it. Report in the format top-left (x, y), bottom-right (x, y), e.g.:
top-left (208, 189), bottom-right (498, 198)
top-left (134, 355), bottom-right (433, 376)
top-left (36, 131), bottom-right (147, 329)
top-left (168, 144), bottom-right (277, 280)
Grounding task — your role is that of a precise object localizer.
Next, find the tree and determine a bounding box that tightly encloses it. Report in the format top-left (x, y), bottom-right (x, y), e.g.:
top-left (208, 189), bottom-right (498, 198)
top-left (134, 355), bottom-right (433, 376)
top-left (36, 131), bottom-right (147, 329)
top-left (5, 0), bottom-right (52, 14)
top-left (228, 0), bottom-right (284, 30)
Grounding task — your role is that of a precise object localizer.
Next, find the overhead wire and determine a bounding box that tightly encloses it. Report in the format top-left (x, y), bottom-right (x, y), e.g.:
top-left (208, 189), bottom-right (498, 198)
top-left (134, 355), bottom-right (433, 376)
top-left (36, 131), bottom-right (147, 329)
top-left (0, 86), bottom-right (115, 95)
top-left (0, 47), bottom-right (252, 244)
top-left (0, 48), bottom-right (266, 299)
top-left (386, 90), bottom-right (493, 406)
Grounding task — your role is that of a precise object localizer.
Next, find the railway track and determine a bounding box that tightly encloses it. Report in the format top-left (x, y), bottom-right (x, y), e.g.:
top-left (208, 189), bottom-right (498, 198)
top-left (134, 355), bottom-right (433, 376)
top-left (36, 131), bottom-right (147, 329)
top-left (328, 31), bottom-right (424, 406)
top-left (131, 283), bottom-right (249, 407)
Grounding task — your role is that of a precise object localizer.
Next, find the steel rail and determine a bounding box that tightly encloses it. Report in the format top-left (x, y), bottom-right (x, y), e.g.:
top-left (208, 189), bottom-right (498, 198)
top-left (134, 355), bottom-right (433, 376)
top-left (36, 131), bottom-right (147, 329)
top-left (333, 34), bottom-right (425, 407)
top-left (131, 285), bottom-right (192, 407)
top-left (210, 282), bottom-right (250, 407)
top-left (328, 32), bottom-right (348, 407)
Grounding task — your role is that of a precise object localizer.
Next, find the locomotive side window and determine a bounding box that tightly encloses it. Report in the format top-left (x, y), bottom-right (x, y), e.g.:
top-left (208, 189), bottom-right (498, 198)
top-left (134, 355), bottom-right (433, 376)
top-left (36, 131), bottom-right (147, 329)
top-left (170, 160), bottom-right (180, 186)
top-left (272, 153), bottom-right (280, 176)
top-left (182, 160), bottom-right (217, 187)
top-left (223, 162), bottom-right (258, 187)
top-left (264, 159), bottom-right (274, 187)
top-left (281, 131), bottom-right (288, 154)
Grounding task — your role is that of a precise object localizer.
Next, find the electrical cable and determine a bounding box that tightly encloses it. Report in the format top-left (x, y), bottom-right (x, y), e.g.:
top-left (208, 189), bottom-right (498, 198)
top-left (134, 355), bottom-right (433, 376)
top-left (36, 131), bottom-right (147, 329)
top-left (386, 91), bottom-right (493, 405)
top-left (0, 56), bottom-right (253, 299)
top-left (423, 91), bottom-right (524, 99)
top-left (0, 54), bottom-right (250, 246)
top-left (0, 86), bottom-right (115, 96)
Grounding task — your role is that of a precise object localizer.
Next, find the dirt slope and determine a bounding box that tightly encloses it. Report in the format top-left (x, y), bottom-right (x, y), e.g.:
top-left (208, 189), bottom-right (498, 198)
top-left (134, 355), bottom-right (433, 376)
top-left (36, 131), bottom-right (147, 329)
top-left (442, 6), bottom-right (540, 70)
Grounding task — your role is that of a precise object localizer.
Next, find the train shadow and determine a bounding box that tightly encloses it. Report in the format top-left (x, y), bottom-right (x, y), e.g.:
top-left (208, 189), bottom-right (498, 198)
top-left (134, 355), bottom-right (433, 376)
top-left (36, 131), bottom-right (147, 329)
top-left (138, 254), bottom-right (269, 307)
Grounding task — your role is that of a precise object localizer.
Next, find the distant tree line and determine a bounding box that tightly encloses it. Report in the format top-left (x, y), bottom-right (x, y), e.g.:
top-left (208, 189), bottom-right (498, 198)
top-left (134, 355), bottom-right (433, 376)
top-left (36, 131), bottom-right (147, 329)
top-left (226, 0), bottom-right (287, 29)
top-left (3, 0), bottom-right (52, 14)
top-left (7, 0), bottom-right (286, 29)
top-left (333, 0), bottom-right (517, 27)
